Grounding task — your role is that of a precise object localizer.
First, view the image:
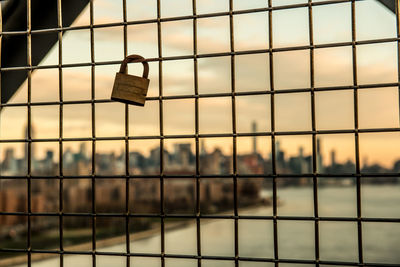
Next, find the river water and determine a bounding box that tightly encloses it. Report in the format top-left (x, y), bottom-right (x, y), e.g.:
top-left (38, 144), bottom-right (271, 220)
top-left (15, 184), bottom-right (400, 267)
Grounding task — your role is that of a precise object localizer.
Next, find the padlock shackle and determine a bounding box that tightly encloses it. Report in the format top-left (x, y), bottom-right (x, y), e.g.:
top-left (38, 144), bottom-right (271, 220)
top-left (119, 54), bottom-right (149, 79)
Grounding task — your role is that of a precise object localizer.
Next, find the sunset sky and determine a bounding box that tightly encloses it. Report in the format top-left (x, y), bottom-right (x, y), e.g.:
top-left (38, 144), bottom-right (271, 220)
top-left (1, 0), bottom-right (399, 169)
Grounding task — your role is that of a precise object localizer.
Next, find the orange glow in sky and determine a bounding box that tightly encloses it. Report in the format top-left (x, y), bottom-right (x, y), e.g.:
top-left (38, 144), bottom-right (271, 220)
top-left (1, 0), bottom-right (399, 169)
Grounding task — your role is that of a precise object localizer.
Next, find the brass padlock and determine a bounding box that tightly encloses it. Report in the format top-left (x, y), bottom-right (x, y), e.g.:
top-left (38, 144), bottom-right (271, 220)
top-left (111, 54), bottom-right (150, 106)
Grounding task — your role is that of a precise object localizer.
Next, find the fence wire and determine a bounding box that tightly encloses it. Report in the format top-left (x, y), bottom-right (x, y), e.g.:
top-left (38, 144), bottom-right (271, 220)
top-left (0, 0), bottom-right (399, 267)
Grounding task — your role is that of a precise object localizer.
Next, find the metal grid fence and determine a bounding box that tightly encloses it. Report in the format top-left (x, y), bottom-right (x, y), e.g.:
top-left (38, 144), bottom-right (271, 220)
top-left (0, 0), bottom-right (399, 266)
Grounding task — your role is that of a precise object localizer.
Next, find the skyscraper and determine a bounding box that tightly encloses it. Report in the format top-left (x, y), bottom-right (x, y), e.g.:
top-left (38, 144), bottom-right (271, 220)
top-left (316, 138), bottom-right (324, 172)
top-left (252, 121), bottom-right (257, 154)
top-left (331, 149), bottom-right (336, 166)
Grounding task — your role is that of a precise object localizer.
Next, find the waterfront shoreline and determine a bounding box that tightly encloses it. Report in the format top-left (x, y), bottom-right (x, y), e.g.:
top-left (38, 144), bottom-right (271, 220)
top-left (2, 185), bottom-right (399, 266)
top-left (0, 205), bottom-right (266, 267)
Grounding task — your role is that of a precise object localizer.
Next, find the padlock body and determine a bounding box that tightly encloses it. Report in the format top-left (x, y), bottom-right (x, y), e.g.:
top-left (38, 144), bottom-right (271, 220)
top-left (111, 72), bottom-right (150, 106)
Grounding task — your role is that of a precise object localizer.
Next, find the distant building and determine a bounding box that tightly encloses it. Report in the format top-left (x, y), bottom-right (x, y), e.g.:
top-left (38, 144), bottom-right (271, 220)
top-left (252, 121), bottom-right (257, 155)
top-left (0, 122), bottom-right (397, 235)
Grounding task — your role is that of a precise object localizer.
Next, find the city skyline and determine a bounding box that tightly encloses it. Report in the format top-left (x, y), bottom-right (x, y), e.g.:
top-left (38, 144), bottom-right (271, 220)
top-left (1, 121), bottom-right (399, 177)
